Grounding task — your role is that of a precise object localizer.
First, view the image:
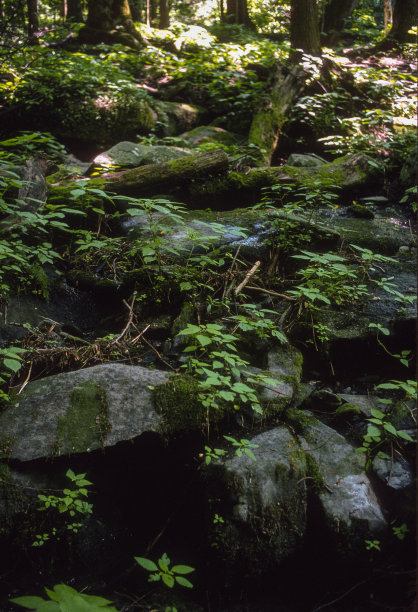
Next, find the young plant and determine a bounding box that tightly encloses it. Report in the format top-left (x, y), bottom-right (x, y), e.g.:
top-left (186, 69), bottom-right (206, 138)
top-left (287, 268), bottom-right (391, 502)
top-left (10, 584), bottom-right (118, 611)
top-left (223, 435), bottom-right (259, 461)
top-left (32, 469), bottom-right (93, 546)
top-left (135, 553), bottom-right (194, 589)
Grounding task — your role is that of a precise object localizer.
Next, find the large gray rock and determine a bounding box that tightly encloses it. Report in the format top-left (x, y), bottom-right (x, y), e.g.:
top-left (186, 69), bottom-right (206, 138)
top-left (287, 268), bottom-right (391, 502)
top-left (0, 364), bottom-right (170, 461)
top-left (156, 101), bottom-right (206, 136)
top-left (179, 126), bottom-right (239, 147)
top-left (287, 153), bottom-right (327, 167)
top-left (299, 416), bottom-right (387, 552)
top-left (92, 142), bottom-right (191, 170)
top-left (122, 207), bottom-right (339, 264)
top-left (207, 426), bottom-right (307, 576)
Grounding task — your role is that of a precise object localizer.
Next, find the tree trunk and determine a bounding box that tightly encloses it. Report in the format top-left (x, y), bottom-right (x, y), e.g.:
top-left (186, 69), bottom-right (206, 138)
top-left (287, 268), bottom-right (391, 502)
top-left (159, 0), bottom-right (169, 28)
top-left (322, 0), bottom-right (359, 42)
top-left (67, 0), bottom-right (83, 21)
top-left (383, 0), bottom-right (392, 29)
top-left (80, 0), bottom-right (144, 47)
top-left (225, 0), bottom-right (254, 27)
top-left (290, 0), bottom-right (321, 56)
top-left (101, 150), bottom-right (229, 197)
top-left (27, 0), bottom-right (39, 44)
top-left (248, 64), bottom-right (307, 166)
top-left (389, 0), bottom-right (416, 42)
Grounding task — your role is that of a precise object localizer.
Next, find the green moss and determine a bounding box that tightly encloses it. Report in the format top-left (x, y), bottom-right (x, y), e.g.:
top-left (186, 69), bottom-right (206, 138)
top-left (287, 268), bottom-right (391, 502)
top-left (0, 436), bottom-right (14, 460)
top-left (171, 302), bottom-right (195, 337)
top-left (154, 374), bottom-right (226, 434)
top-left (335, 403), bottom-right (361, 415)
top-left (305, 454), bottom-right (327, 494)
top-left (285, 408), bottom-right (316, 433)
top-left (347, 203), bottom-right (375, 219)
top-left (54, 381), bottom-right (111, 455)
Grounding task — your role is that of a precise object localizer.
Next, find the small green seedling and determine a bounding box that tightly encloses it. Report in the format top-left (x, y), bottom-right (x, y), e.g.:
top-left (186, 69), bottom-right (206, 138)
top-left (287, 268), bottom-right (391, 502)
top-left (223, 435), bottom-right (259, 461)
top-left (135, 553), bottom-right (194, 589)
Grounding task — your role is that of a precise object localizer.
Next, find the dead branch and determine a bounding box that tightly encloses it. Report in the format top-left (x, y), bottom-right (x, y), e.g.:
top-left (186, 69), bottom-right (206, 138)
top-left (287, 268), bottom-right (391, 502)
top-left (234, 261), bottom-right (261, 296)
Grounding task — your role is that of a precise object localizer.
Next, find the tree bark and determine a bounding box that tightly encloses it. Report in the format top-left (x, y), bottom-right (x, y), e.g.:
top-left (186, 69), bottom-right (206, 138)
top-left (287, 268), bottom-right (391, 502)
top-left (27, 0), bottom-right (39, 44)
top-left (67, 0), bottom-right (83, 21)
top-left (322, 0), bottom-right (359, 43)
top-left (290, 0), bottom-right (321, 56)
top-left (225, 0), bottom-right (254, 27)
top-left (248, 64), bottom-right (307, 166)
top-left (388, 0), bottom-right (416, 42)
top-left (159, 0), bottom-right (169, 28)
top-left (101, 150), bottom-right (229, 197)
top-left (80, 0), bottom-right (144, 48)
top-left (383, 0), bottom-right (392, 29)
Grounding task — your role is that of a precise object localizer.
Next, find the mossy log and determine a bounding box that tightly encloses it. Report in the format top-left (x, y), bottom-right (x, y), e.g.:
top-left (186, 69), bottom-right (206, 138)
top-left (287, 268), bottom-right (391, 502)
top-left (248, 64), bottom-right (307, 167)
top-left (102, 149), bottom-right (229, 197)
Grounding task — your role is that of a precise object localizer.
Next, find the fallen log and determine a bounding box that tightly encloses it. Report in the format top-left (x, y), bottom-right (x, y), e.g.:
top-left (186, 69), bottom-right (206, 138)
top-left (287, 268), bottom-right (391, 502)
top-left (101, 149), bottom-right (229, 196)
top-left (248, 64), bottom-right (307, 167)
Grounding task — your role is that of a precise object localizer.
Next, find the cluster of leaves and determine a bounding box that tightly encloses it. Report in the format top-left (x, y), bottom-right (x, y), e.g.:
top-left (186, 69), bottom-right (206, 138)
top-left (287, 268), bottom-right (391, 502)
top-left (32, 469), bottom-right (93, 547)
top-left (135, 553), bottom-right (194, 589)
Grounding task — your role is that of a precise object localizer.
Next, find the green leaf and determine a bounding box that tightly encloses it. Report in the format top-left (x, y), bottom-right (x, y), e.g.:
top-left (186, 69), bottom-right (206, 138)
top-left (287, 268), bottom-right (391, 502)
top-left (175, 576), bottom-right (194, 588)
top-left (397, 430), bottom-right (414, 442)
top-left (370, 408), bottom-right (385, 419)
top-left (134, 557), bottom-right (158, 572)
top-left (383, 422), bottom-right (397, 436)
top-left (161, 574), bottom-right (175, 588)
top-left (244, 448), bottom-right (257, 461)
top-left (366, 424), bottom-right (381, 438)
top-left (196, 334), bottom-right (211, 347)
top-left (172, 565), bottom-right (194, 575)
top-left (3, 358), bottom-right (22, 372)
top-left (9, 596), bottom-right (50, 608)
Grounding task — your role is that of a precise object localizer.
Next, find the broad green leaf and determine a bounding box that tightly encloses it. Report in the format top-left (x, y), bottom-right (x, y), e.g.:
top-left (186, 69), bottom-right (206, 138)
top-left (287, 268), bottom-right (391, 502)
top-left (383, 422), bottom-right (397, 436)
top-left (397, 430), bottom-right (414, 442)
top-left (175, 576), bottom-right (193, 588)
top-left (370, 408), bottom-right (385, 419)
top-left (172, 565), bottom-right (194, 575)
top-left (3, 358), bottom-right (22, 372)
top-left (134, 557), bottom-right (158, 572)
top-left (9, 596), bottom-right (50, 608)
top-left (196, 334), bottom-right (211, 347)
top-left (161, 574), bottom-right (175, 588)
top-left (366, 424), bottom-right (381, 438)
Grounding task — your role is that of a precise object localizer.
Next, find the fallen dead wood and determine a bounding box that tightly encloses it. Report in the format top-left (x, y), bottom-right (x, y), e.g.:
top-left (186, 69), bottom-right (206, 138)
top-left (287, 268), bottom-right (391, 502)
top-left (101, 149), bottom-right (229, 197)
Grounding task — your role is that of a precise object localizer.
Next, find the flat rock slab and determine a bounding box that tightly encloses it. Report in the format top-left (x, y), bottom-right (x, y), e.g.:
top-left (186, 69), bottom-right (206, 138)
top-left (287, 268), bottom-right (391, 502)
top-left (0, 364), bottom-right (170, 461)
top-left (91, 142), bottom-right (191, 170)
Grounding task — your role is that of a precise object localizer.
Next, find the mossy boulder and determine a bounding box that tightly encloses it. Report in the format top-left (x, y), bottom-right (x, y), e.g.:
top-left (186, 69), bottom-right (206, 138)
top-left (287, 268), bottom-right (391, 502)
top-left (0, 364), bottom-right (170, 460)
top-left (206, 426), bottom-right (307, 577)
top-left (155, 101), bottom-right (207, 136)
top-left (91, 142), bottom-right (192, 170)
top-left (179, 126), bottom-right (239, 147)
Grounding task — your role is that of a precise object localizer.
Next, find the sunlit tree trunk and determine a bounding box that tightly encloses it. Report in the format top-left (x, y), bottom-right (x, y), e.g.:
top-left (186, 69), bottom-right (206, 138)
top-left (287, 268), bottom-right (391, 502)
top-left (159, 0), bottom-right (169, 28)
top-left (60, 0), bottom-right (67, 18)
top-left (67, 0), bottom-right (83, 21)
top-left (290, 0), bottom-right (321, 56)
top-left (383, 0), bottom-right (392, 29)
top-left (27, 0), bottom-right (39, 44)
top-left (389, 0), bottom-right (416, 42)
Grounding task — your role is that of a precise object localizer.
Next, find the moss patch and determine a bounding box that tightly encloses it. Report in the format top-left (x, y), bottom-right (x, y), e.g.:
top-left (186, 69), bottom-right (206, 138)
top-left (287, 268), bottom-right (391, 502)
top-left (54, 381), bottom-right (111, 455)
top-left (154, 374), bottom-right (226, 434)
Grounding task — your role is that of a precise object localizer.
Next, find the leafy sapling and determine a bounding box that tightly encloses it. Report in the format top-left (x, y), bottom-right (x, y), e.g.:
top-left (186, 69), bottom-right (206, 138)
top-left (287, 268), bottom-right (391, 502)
top-left (223, 435), bottom-right (259, 461)
top-left (135, 553), bottom-right (194, 589)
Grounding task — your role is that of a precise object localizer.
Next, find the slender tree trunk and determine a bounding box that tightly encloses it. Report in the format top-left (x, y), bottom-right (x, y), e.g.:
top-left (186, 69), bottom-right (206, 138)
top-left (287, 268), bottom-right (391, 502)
top-left (389, 0), bottom-right (416, 42)
top-left (159, 0), bottom-right (169, 28)
top-left (27, 0), bottom-right (39, 44)
top-left (290, 0), bottom-right (321, 56)
top-left (67, 0), bottom-right (83, 20)
top-left (383, 0), bottom-right (392, 29)
top-left (60, 0), bottom-right (67, 18)
top-left (146, 0), bottom-right (150, 25)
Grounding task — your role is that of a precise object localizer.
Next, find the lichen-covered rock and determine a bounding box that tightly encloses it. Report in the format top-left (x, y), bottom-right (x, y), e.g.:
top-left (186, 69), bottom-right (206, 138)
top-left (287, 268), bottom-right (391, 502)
top-left (179, 126), bottom-right (239, 147)
top-left (155, 101), bottom-right (206, 136)
top-left (276, 153), bottom-right (381, 192)
top-left (286, 153), bottom-right (327, 167)
top-left (91, 142), bottom-right (191, 170)
top-left (299, 415), bottom-right (387, 553)
top-left (206, 426), bottom-right (307, 577)
top-left (263, 344), bottom-right (303, 408)
top-left (0, 364), bottom-right (170, 460)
